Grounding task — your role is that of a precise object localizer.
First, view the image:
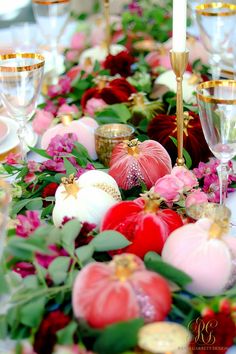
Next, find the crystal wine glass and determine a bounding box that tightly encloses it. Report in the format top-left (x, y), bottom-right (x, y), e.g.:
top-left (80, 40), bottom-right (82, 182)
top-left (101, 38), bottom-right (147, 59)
top-left (195, 3), bottom-right (236, 79)
top-left (32, 0), bottom-right (71, 84)
top-left (196, 80), bottom-right (236, 204)
top-left (0, 53), bottom-right (45, 159)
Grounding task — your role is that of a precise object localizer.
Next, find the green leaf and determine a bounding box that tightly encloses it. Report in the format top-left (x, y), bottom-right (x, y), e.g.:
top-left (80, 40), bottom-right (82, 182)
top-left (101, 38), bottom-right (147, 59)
top-left (63, 158), bottom-right (77, 176)
top-left (11, 199), bottom-right (35, 215)
top-left (0, 315), bottom-right (8, 339)
top-left (20, 297), bottom-right (45, 328)
top-left (0, 266), bottom-right (9, 295)
top-left (48, 256), bottom-right (71, 285)
top-left (61, 219), bottom-right (82, 255)
top-left (75, 244), bottom-right (95, 264)
top-left (95, 104), bottom-right (131, 125)
top-left (22, 275), bottom-right (38, 289)
top-left (93, 318), bottom-right (144, 354)
top-left (91, 231), bottom-right (131, 252)
top-left (169, 136), bottom-right (192, 169)
top-left (26, 198), bottom-right (43, 210)
top-left (144, 252), bottom-right (192, 288)
top-left (29, 146), bottom-right (51, 159)
top-left (57, 321), bottom-right (78, 345)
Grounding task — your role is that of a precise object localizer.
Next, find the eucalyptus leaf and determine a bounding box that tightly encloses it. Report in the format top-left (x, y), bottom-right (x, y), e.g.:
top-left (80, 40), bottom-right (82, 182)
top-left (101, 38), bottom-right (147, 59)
top-left (20, 297), bottom-right (46, 328)
top-left (93, 318), bottom-right (144, 354)
top-left (57, 321), bottom-right (78, 345)
top-left (75, 244), bottom-right (95, 264)
top-left (63, 158), bottom-right (77, 176)
top-left (26, 198), bottom-right (43, 211)
top-left (144, 252), bottom-right (192, 288)
top-left (91, 231), bottom-right (131, 252)
top-left (48, 256), bottom-right (71, 285)
top-left (61, 219), bottom-right (82, 255)
top-left (29, 146), bottom-right (51, 159)
top-left (0, 315), bottom-right (7, 339)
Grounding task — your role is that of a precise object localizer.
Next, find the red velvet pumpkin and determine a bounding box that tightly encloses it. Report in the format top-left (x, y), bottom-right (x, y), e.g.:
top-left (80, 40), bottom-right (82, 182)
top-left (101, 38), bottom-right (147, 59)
top-left (147, 112), bottom-right (211, 168)
top-left (81, 77), bottom-right (137, 112)
top-left (72, 253), bottom-right (172, 328)
top-left (100, 192), bottom-right (183, 258)
top-left (109, 139), bottom-right (172, 190)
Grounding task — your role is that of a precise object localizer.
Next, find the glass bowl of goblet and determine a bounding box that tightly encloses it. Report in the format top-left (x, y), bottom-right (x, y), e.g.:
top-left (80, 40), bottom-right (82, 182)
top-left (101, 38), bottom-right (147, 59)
top-left (0, 53), bottom-right (45, 160)
top-left (195, 3), bottom-right (236, 79)
top-left (32, 0), bottom-right (71, 84)
top-left (196, 79), bottom-right (236, 204)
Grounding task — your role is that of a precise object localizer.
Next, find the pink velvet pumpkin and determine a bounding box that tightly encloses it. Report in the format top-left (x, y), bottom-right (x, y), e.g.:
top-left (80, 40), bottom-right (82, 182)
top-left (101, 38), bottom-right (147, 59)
top-left (109, 139), bottom-right (172, 190)
top-left (72, 253), bottom-right (172, 329)
top-left (41, 117), bottom-right (99, 159)
top-left (162, 218), bottom-right (236, 296)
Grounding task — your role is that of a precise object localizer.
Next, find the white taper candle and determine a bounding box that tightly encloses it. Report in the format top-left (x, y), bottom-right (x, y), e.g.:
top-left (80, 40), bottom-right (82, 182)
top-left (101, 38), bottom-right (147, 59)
top-left (172, 0), bottom-right (187, 52)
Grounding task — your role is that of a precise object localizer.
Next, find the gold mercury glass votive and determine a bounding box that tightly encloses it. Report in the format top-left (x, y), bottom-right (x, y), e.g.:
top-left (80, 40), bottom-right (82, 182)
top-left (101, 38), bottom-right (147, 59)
top-left (95, 123), bottom-right (135, 167)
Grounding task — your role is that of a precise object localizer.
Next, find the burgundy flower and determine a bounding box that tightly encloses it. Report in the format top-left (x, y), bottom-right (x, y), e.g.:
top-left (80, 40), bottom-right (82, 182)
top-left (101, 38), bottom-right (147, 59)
top-left (128, 0), bottom-right (143, 16)
top-left (33, 310), bottom-right (71, 354)
top-left (81, 77), bottom-right (137, 111)
top-left (16, 211), bottom-right (41, 238)
top-left (36, 245), bottom-right (68, 268)
top-left (42, 183), bottom-right (59, 199)
top-left (189, 312), bottom-right (236, 354)
top-left (103, 50), bottom-right (136, 78)
top-left (13, 262), bottom-right (35, 278)
top-left (75, 221), bottom-right (96, 248)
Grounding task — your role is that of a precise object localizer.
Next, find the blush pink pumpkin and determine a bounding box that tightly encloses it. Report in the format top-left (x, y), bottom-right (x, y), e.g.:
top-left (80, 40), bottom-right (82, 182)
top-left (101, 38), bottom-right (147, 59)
top-left (41, 117), bottom-right (99, 160)
top-left (162, 218), bottom-right (236, 296)
top-left (109, 139), bottom-right (172, 190)
top-left (72, 254), bottom-right (172, 329)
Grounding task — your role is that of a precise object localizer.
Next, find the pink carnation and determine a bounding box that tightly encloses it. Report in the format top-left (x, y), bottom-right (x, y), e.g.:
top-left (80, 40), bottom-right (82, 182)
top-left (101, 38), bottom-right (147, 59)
top-left (16, 211), bottom-right (41, 238)
top-left (171, 166), bottom-right (198, 191)
top-left (57, 103), bottom-right (79, 116)
top-left (85, 98), bottom-right (107, 117)
top-left (24, 172), bottom-right (36, 184)
top-left (66, 50), bottom-right (79, 63)
top-left (32, 110), bottom-right (54, 135)
top-left (6, 152), bottom-right (21, 165)
top-left (154, 174), bottom-right (183, 202)
top-left (67, 65), bottom-right (82, 80)
top-left (70, 32), bottom-right (86, 50)
top-left (185, 189), bottom-right (208, 208)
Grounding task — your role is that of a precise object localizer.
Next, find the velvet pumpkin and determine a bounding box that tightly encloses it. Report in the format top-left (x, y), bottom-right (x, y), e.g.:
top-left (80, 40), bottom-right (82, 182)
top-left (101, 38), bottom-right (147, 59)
top-left (81, 77), bottom-right (137, 112)
top-left (109, 139), bottom-right (172, 190)
top-left (41, 117), bottom-right (99, 159)
top-left (72, 253), bottom-right (172, 328)
top-left (162, 218), bottom-right (236, 296)
top-left (100, 192), bottom-right (183, 258)
top-left (147, 112), bottom-right (211, 168)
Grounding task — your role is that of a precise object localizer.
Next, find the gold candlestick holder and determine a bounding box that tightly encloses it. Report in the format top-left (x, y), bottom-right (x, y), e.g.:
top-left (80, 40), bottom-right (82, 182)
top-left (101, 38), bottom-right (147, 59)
top-left (170, 50), bottom-right (189, 166)
top-left (104, 0), bottom-right (111, 54)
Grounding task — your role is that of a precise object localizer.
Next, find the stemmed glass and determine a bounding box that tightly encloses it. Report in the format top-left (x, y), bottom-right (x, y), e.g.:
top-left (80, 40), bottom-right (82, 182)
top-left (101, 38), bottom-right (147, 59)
top-left (32, 0), bottom-right (71, 84)
top-left (0, 53), bottom-right (45, 160)
top-left (195, 3), bottom-right (236, 79)
top-left (196, 80), bottom-right (236, 204)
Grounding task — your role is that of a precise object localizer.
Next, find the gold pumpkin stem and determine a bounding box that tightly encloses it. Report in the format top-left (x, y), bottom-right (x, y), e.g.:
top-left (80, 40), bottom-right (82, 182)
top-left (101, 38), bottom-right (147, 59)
top-left (140, 191), bottom-right (163, 213)
top-left (61, 174), bottom-right (79, 198)
top-left (124, 139), bottom-right (140, 156)
top-left (112, 254), bottom-right (138, 281)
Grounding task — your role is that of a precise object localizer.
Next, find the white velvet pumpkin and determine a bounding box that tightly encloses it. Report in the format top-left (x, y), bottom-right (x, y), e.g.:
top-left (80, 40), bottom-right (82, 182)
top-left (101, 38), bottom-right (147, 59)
top-left (52, 170), bottom-right (121, 227)
top-left (162, 218), bottom-right (236, 296)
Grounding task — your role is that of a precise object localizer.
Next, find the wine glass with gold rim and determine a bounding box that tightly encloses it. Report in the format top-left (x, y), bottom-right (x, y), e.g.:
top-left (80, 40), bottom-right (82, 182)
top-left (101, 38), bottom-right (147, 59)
top-left (195, 2), bottom-right (236, 79)
top-left (0, 53), bottom-right (45, 160)
top-left (196, 79), bottom-right (236, 204)
top-left (32, 0), bottom-right (71, 84)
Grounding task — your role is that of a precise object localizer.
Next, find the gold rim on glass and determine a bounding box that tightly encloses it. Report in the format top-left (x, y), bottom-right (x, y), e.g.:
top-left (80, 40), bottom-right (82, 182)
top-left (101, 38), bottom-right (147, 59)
top-left (0, 53), bottom-right (45, 73)
top-left (32, 0), bottom-right (70, 4)
top-left (196, 2), bottom-right (236, 16)
top-left (196, 80), bottom-right (236, 104)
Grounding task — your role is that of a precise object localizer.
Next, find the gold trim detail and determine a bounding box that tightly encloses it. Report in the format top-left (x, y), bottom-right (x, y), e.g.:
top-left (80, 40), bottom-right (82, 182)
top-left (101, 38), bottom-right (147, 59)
top-left (196, 2), bottom-right (236, 16)
top-left (0, 53), bottom-right (45, 72)
top-left (32, 0), bottom-right (70, 4)
top-left (197, 80), bottom-right (236, 104)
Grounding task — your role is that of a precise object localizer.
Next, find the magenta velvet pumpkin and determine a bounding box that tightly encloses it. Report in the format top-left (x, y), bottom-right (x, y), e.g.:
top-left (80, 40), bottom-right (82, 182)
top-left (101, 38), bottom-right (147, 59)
top-left (109, 139), bottom-right (172, 190)
top-left (72, 254), bottom-right (172, 328)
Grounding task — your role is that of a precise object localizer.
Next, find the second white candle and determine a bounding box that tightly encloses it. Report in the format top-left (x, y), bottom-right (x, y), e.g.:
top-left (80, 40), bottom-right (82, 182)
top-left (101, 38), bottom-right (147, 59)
top-left (172, 0), bottom-right (187, 52)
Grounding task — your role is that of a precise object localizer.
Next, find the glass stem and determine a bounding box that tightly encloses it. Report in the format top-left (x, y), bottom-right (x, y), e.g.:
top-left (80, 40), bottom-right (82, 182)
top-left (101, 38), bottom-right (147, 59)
top-left (51, 41), bottom-right (59, 84)
top-left (217, 162), bottom-right (229, 205)
top-left (17, 121), bottom-right (27, 161)
top-left (209, 54), bottom-right (221, 80)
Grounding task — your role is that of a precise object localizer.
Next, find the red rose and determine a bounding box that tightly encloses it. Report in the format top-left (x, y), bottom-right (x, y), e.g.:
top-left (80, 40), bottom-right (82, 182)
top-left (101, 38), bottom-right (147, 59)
top-left (189, 312), bottom-right (236, 354)
top-left (103, 50), bottom-right (135, 78)
top-left (33, 310), bottom-right (71, 354)
top-left (42, 183), bottom-right (59, 199)
top-left (81, 77), bottom-right (136, 111)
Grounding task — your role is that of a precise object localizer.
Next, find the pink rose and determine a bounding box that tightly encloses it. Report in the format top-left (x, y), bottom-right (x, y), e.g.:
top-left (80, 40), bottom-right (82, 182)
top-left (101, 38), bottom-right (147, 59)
top-left (66, 50), bottom-right (79, 62)
top-left (154, 175), bottom-right (183, 202)
top-left (145, 52), bottom-right (160, 70)
top-left (32, 110), bottom-right (54, 135)
top-left (185, 189), bottom-right (208, 208)
top-left (24, 172), bottom-right (36, 184)
top-left (85, 98), bottom-right (107, 117)
top-left (67, 65), bottom-right (82, 80)
top-left (171, 166), bottom-right (198, 191)
top-left (57, 104), bottom-right (79, 116)
top-left (70, 32), bottom-right (86, 50)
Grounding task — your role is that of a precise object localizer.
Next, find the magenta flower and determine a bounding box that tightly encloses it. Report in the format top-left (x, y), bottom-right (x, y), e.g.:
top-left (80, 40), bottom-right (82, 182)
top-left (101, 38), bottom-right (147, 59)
top-left (36, 245), bottom-right (68, 268)
top-left (47, 76), bottom-right (72, 99)
top-left (202, 174), bottom-right (220, 203)
top-left (6, 152), bottom-right (21, 165)
top-left (46, 133), bottom-right (77, 157)
top-left (128, 0), bottom-right (143, 16)
top-left (16, 211), bottom-right (41, 238)
top-left (44, 100), bottom-right (58, 116)
top-left (27, 160), bottom-right (41, 173)
top-left (13, 262), bottom-right (35, 278)
top-left (24, 172), bottom-right (36, 184)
